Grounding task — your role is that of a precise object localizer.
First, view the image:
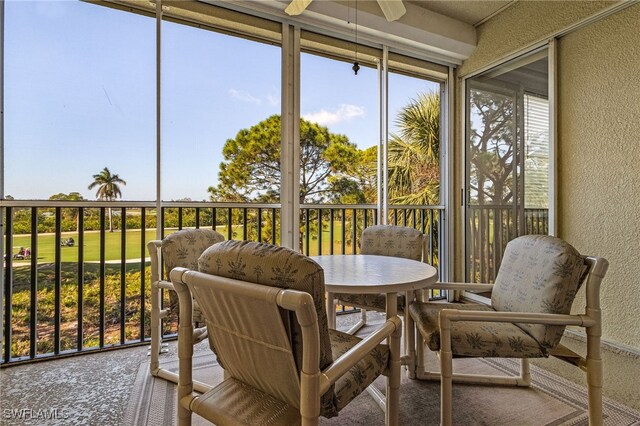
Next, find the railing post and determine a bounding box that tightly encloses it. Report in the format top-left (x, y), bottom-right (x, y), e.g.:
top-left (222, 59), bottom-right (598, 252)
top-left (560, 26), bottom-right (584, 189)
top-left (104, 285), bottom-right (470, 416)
top-left (120, 207), bottom-right (127, 345)
top-left (139, 207), bottom-right (146, 342)
top-left (305, 209), bottom-right (310, 255)
top-left (317, 208), bottom-right (322, 255)
top-left (4, 207), bottom-right (13, 363)
top-left (99, 208), bottom-right (106, 348)
top-left (429, 209), bottom-right (435, 265)
top-left (341, 209), bottom-right (346, 254)
top-left (54, 207), bottom-right (62, 355)
top-left (351, 208), bottom-right (357, 255)
top-left (271, 208), bottom-right (277, 245)
top-left (329, 209), bottom-right (334, 255)
top-left (363, 208), bottom-right (368, 230)
top-left (29, 208), bottom-right (38, 359)
top-left (160, 207), bottom-right (166, 239)
top-left (257, 208), bottom-right (263, 243)
top-left (77, 208), bottom-right (85, 351)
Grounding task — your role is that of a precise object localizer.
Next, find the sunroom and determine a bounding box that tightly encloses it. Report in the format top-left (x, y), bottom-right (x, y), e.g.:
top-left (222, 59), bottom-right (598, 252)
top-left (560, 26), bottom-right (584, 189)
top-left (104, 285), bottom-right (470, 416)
top-left (1, 0), bottom-right (639, 425)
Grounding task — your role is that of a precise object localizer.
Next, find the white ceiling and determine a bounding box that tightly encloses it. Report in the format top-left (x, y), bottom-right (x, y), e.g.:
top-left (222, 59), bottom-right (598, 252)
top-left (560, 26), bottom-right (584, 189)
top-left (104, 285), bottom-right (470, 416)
top-left (407, 0), bottom-right (516, 26)
top-left (213, 0), bottom-right (522, 64)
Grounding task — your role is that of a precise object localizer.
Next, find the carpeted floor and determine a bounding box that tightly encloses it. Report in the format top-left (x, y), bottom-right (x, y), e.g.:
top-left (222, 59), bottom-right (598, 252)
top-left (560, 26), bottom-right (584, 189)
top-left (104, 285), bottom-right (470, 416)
top-left (124, 341), bottom-right (640, 426)
top-left (2, 312), bottom-right (639, 425)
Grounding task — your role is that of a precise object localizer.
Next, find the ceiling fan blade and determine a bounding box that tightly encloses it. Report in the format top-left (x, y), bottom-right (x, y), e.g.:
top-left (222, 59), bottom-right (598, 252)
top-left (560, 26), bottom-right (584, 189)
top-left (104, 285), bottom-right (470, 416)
top-left (377, 0), bottom-right (406, 21)
top-left (284, 0), bottom-right (313, 16)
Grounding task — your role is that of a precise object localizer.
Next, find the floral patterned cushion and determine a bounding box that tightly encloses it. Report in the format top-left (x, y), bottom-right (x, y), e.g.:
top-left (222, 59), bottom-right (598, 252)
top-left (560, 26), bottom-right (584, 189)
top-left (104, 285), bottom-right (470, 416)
top-left (329, 329), bottom-right (390, 411)
top-left (161, 229), bottom-right (225, 317)
top-left (198, 240), bottom-right (339, 418)
top-left (361, 225), bottom-right (424, 261)
top-left (408, 301), bottom-right (546, 358)
top-left (334, 292), bottom-right (406, 313)
top-left (491, 235), bottom-right (585, 350)
top-left (162, 228), bottom-right (225, 277)
top-left (336, 225), bottom-right (423, 312)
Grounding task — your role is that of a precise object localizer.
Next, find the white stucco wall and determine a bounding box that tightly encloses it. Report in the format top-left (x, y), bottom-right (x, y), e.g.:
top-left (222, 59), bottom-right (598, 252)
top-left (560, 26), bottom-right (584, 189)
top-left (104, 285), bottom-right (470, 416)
top-left (557, 3), bottom-right (640, 349)
top-left (458, 1), bottom-right (616, 77)
top-left (456, 1), bottom-right (640, 349)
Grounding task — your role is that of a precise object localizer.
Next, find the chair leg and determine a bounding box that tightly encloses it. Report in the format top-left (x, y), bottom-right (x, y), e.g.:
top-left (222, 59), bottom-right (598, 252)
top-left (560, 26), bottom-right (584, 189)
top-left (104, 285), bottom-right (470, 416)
top-left (176, 288), bottom-right (194, 426)
top-left (415, 325), bottom-right (427, 378)
top-left (386, 328), bottom-right (401, 426)
top-left (300, 370), bottom-right (321, 426)
top-left (150, 283), bottom-right (161, 374)
top-left (327, 292), bottom-right (336, 329)
top-left (586, 324), bottom-right (604, 426)
top-left (385, 293), bottom-right (401, 426)
top-left (440, 318), bottom-right (453, 426)
top-left (345, 309), bottom-right (368, 335)
top-left (405, 290), bottom-right (417, 379)
top-left (414, 336), bottom-right (531, 387)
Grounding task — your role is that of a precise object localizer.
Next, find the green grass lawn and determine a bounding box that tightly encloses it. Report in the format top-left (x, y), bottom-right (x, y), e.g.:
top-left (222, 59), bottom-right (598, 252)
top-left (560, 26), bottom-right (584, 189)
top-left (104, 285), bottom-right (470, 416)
top-left (7, 223), bottom-right (358, 263)
top-left (10, 229), bottom-right (158, 263)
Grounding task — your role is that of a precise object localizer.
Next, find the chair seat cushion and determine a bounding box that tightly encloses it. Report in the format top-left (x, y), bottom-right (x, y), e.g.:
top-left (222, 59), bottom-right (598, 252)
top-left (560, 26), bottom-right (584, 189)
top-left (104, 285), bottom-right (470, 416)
top-left (329, 329), bottom-right (390, 412)
top-left (409, 301), bottom-right (546, 358)
top-left (334, 292), bottom-right (406, 313)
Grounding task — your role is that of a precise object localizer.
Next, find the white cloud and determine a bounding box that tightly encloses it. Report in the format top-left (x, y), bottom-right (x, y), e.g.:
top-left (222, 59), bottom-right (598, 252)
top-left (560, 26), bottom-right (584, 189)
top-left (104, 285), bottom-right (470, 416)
top-left (303, 104), bottom-right (365, 126)
top-left (228, 89), bottom-right (262, 105)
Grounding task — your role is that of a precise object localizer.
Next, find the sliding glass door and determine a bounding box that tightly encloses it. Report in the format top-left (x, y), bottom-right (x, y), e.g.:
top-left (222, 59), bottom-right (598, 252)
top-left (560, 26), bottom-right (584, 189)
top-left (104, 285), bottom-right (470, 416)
top-left (465, 49), bottom-right (550, 284)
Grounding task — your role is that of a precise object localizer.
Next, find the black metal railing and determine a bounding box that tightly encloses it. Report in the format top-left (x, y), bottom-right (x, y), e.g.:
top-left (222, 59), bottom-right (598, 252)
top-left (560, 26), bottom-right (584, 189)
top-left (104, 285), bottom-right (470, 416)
top-left (1, 200), bottom-right (444, 365)
top-left (466, 206), bottom-right (549, 283)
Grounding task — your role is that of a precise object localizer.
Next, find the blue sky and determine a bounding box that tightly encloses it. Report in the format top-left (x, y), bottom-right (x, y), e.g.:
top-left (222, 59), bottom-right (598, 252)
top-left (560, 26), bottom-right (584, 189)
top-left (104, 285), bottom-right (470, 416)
top-left (5, 0), bottom-right (438, 201)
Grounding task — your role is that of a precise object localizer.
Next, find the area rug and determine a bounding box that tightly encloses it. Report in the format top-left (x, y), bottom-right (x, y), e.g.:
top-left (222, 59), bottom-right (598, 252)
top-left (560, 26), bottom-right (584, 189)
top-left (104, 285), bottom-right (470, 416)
top-left (124, 346), bottom-right (640, 426)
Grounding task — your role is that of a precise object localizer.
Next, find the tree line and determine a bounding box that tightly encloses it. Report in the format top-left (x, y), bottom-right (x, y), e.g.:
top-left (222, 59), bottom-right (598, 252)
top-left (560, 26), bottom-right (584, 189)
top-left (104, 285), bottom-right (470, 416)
top-left (8, 91), bottom-right (443, 236)
top-left (209, 92), bottom-right (441, 206)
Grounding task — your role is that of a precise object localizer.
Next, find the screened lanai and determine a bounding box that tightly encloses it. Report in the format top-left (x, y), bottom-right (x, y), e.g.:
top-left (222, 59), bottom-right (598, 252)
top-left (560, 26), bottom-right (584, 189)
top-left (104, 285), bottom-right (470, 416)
top-left (1, 1), bottom-right (639, 424)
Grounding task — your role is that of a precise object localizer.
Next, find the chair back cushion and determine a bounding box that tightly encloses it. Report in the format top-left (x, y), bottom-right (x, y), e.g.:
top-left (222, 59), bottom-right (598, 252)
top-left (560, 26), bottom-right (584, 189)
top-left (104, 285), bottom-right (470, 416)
top-left (491, 235), bottom-right (585, 349)
top-left (198, 240), bottom-right (338, 417)
top-left (162, 228), bottom-right (224, 276)
top-left (361, 225), bottom-right (423, 261)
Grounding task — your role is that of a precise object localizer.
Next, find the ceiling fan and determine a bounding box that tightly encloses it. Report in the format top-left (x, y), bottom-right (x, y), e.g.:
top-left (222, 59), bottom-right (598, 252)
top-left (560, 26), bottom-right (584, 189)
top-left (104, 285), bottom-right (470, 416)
top-left (284, 0), bottom-right (407, 22)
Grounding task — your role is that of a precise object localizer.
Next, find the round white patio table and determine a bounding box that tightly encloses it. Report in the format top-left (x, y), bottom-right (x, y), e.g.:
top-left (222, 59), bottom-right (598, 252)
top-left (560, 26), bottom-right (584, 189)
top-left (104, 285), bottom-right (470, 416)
top-left (310, 254), bottom-right (438, 326)
top-left (310, 254), bottom-right (438, 422)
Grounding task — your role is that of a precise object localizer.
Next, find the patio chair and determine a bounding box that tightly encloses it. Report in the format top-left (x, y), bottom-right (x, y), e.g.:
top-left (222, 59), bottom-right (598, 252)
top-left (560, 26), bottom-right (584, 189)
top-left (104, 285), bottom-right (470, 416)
top-left (171, 240), bottom-right (402, 426)
top-left (147, 228), bottom-right (224, 391)
top-left (333, 225), bottom-right (427, 335)
top-left (408, 235), bottom-right (609, 425)
top-left (333, 225), bottom-right (426, 334)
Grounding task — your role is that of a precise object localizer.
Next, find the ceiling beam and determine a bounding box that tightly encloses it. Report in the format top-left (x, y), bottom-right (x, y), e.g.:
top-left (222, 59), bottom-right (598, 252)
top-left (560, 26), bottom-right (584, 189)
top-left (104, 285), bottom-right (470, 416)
top-left (206, 0), bottom-right (477, 64)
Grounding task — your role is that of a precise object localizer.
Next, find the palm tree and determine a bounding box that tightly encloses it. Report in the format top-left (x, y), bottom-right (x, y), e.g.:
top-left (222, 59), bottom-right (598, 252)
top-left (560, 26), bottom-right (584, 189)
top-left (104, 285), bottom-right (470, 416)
top-left (88, 167), bottom-right (127, 232)
top-left (387, 91), bottom-right (440, 206)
